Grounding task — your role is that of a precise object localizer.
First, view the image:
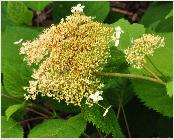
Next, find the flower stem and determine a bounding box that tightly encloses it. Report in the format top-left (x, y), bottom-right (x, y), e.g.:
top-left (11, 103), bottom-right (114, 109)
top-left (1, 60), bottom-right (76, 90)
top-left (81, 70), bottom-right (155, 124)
top-left (117, 102), bottom-right (121, 119)
top-left (142, 65), bottom-right (165, 84)
top-left (26, 108), bottom-right (49, 118)
top-left (145, 55), bottom-right (167, 79)
top-left (121, 103), bottom-right (131, 138)
top-left (97, 72), bottom-right (166, 86)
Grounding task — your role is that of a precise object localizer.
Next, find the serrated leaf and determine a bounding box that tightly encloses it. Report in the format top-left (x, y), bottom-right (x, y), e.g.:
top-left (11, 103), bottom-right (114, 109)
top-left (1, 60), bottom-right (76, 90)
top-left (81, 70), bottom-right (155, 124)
top-left (5, 103), bottom-right (25, 120)
top-left (7, 1), bottom-right (33, 25)
top-left (53, 1), bottom-right (110, 23)
top-left (2, 26), bottom-right (40, 97)
top-left (140, 2), bottom-right (172, 30)
top-left (24, 1), bottom-right (50, 11)
top-left (81, 100), bottom-right (124, 137)
top-left (29, 113), bottom-right (86, 138)
top-left (166, 81), bottom-right (173, 97)
top-left (132, 79), bottom-right (173, 117)
top-left (1, 116), bottom-right (23, 138)
top-left (110, 19), bottom-right (145, 50)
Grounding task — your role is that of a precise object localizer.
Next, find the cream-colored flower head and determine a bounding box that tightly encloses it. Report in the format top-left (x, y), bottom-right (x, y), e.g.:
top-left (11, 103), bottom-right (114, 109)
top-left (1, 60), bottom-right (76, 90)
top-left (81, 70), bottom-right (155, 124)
top-left (20, 4), bottom-right (113, 106)
top-left (124, 34), bottom-right (165, 69)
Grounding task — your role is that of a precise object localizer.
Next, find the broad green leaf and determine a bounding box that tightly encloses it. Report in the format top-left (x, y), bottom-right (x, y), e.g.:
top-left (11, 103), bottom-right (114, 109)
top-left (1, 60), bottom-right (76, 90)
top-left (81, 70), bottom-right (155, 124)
top-left (24, 1), bottom-right (50, 11)
top-left (166, 81), bottom-right (173, 97)
top-left (110, 19), bottom-right (145, 50)
top-left (29, 113), bottom-right (86, 138)
top-left (7, 1), bottom-right (33, 25)
top-left (53, 1), bottom-right (110, 23)
top-left (132, 79), bottom-right (172, 117)
top-left (2, 26), bottom-right (40, 97)
top-left (1, 116), bottom-right (23, 138)
top-left (5, 103), bottom-right (25, 120)
top-left (140, 2), bottom-right (172, 29)
top-left (81, 100), bottom-right (124, 137)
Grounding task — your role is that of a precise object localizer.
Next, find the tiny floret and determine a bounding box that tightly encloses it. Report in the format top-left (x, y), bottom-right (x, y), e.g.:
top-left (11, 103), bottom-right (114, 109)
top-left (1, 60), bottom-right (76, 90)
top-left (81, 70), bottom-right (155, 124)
top-left (124, 34), bottom-right (165, 69)
top-left (71, 4), bottom-right (85, 13)
top-left (112, 26), bottom-right (124, 47)
top-left (89, 91), bottom-right (103, 103)
top-left (14, 39), bottom-right (23, 45)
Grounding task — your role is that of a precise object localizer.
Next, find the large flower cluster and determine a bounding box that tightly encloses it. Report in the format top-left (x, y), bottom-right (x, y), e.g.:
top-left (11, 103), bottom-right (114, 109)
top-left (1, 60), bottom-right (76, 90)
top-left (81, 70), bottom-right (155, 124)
top-left (124, 34), bottom-right (165, 69)
top-left (20, 5), bottom-right (113, 106)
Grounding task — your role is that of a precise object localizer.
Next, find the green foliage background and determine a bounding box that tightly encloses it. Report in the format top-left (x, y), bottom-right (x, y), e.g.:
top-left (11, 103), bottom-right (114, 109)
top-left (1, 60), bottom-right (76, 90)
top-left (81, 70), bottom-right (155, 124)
top-left (1, 1), bottom-right (173, 138)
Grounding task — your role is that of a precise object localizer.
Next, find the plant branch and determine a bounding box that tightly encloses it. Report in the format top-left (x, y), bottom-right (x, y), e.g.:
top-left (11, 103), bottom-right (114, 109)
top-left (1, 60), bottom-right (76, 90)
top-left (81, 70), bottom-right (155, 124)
top-left (121, 103), bottom-right (131, 138)
top-left (97, 72), bottom-right (166, 85)
top-left (20, 117), bottom-right (44, 124)
top-left (26, 108), bottom-right (49, 118)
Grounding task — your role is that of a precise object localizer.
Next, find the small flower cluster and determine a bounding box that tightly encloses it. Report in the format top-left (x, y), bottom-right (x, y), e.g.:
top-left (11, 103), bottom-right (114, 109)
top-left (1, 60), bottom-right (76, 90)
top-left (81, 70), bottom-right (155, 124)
top-left (124, 34), bottom-right (165, 69)
top-left (111, 26), bottom-right (124, 47)
top-left (20, 4), bottom-right (113, 107)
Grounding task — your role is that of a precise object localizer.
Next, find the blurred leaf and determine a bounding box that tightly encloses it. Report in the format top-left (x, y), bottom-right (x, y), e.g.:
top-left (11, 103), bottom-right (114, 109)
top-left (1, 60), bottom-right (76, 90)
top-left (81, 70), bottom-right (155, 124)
top-left (1, 116), bottom-right (23, 138)
top-left (165, 10), bottom-right (173, 19)
top-left (166, 81), bottom-right (173, 97)
top-left (155, 16), bottom-right (173, 32)
top-left (81, 100), bottom-right (124, 137)
top-left (24, 1), bottom-right (51, 11)
top-left (140, 2), bottom-right (172, 30)
top-left (104, 12), bottom-right (124, 24)
top-left (2, 26), bottom-right (40, 97)
top-left (132, 79), bottom-right (172, 117)
top-left (7, 1), bottom-right (33, 25)
top-left (5, 103), bottom-right (25, 120)
top-left (29, 113), bottom-right (86, 138)
top-left (110, 19), bottom-right (145, 50)
top-left (53, 1), bottom-right (110, 23)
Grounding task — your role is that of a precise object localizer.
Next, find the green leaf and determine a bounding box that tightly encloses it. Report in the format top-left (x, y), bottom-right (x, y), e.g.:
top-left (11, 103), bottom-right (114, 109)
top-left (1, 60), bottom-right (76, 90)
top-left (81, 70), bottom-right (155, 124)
top-left (165, 10), bottom-right (173, 19)
top-left (155, 16), bottom-right (173, 32)
top-left (81, 100), bottom-right (124, 137)
top-left (53, 1), bottom-right (110, 23)
top-left (110, 19), bottom-right (145, 50)
top-left (29, 113), bottom-right (86, 138)
top-left (140, 2), bottom-right (172, 29)
top-left (2, 26), bottom-right (40, 97)
top-left (166, 81), bottom-right (173, 97)
top-left (132, 79), bottom-right (173, 117)
top-left (24, 1), bottom-right (50, 11)
top-left (5, 103), bottom-right (25, 120)
top-left (1, 116), bottom-right (23, 138)
top-left (7, 1), bottom-right (33, 25)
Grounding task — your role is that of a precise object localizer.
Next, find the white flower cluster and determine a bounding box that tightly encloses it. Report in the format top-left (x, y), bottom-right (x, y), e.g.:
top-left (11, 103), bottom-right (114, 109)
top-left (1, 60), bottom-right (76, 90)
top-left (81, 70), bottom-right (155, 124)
top-left (89, 91), bottom-right (112, 117)
top-left (71, 4), bottom-right (85, 13)
top-left (112, 26), bottom-right (124, 47)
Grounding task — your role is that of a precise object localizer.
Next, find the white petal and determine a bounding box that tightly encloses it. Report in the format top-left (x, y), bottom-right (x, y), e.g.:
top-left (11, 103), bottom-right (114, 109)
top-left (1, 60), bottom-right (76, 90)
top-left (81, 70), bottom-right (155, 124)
top-left (115, 40), bottom-right (120, 47)
top-left (14, 39), bottom-right (23, 45)
top-left (97, 96), bottom-right (103, 101)
top-left (103, 105), bottom-right (112, 117)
